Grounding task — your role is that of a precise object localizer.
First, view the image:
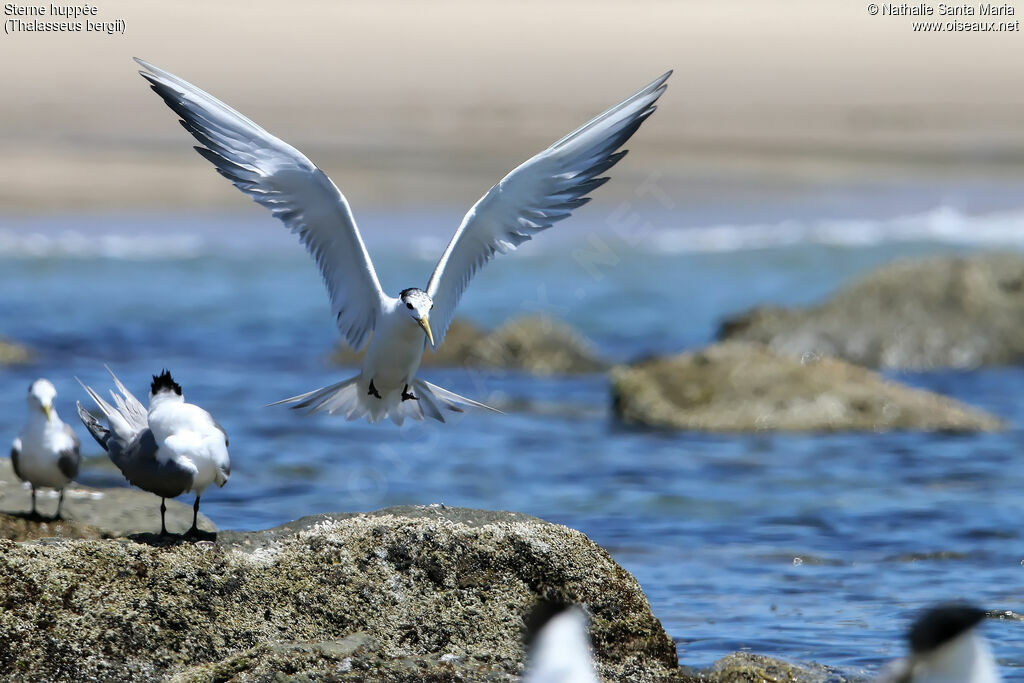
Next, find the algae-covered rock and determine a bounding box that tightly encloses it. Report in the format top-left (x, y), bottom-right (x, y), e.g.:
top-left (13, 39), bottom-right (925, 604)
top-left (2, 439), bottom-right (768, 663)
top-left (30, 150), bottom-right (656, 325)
top-left (610, 342), bottom-right (1003, 432)
top-left (0, 513), bottom-right (105, 542)
top-left (710, 652), bottom-right (852, 682)
top-left (0, 505), bottom-right (679, 681)
top-left (719, 253), bottom-right (1024, 370)
top-left (0, 458), bottom-right (215, 538)
top-left (0, 337), bottom-right (31, 365)
top-left (331, 315), bottom-right (607, 374)
top-left (467, 316), bottom-right (607, 374)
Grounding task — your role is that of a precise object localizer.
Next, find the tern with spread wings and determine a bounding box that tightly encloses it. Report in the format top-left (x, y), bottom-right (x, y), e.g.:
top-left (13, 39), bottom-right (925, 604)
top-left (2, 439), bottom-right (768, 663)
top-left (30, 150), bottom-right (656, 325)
top-left (136, 58), bottom-right (670, 425)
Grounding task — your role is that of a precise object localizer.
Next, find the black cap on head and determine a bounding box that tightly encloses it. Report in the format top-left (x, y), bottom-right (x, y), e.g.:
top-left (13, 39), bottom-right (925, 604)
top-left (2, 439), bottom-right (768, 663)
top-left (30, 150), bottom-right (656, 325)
top-left (151, 369), bottom-right (182, 396)
top-left (909, 603), bottom-right (987, 655)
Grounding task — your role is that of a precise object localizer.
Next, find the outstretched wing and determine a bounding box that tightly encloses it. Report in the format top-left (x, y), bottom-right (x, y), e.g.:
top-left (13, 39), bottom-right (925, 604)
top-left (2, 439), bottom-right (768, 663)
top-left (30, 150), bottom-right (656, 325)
top-left (425, 71), bottom-right (671, 348)
top-left (136, 58), bottom-right (387, 350)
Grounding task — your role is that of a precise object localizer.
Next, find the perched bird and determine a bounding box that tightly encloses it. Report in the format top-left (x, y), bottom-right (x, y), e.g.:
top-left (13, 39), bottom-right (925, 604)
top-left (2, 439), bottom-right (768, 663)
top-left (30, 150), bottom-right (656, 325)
top-left (9, 379), bottom-right (81, 519)
top-left (880, 603), bottom-right (1001, 682)
top-left (523, 600), bottom-right (599, 683)
top-left (135, 58), bottom-right (670, 425)
top-left (77, 368), bottom-right (230, 537)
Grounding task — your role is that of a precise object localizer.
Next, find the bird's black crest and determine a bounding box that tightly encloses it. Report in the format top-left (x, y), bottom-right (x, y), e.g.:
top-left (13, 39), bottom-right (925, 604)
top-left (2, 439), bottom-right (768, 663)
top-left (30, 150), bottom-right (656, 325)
top-left (909, 603), bottom-right (987, 655)
top-left (523, 595), bottom-right (579, 649)
top-left (399, 287), bottom-right (425, 300)
top-left (151, 369), bottom-right (182, 396)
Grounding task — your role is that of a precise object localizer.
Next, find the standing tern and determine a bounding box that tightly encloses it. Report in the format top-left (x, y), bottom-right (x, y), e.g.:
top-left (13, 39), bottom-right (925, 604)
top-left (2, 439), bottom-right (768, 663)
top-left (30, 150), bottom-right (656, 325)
top-left (9, 379), bottom-right (81, 519)
top-left (879, 603), bottom-right (1000, 682)
top-left (523, 600), bottom-right (599, 683)
top-left (136, 58), bottom-right (670, 425)
top-left (77, 368), bottom-right (230, 537)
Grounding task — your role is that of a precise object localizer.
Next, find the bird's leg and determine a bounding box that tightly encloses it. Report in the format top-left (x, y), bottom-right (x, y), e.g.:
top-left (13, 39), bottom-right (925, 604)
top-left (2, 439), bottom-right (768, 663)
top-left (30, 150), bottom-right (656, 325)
top-left (185, 496), bottom-right (202, 538)
top-left (54, 489), bottom-right (65, 521)
top-left (401, 385), bottom-right (418, 401)
top-left (159, 498), bottom-right (168, 537)
top-left (30, 485), bottom-right (37, 519)
top-left (367, 379), bottom-right (382, 399)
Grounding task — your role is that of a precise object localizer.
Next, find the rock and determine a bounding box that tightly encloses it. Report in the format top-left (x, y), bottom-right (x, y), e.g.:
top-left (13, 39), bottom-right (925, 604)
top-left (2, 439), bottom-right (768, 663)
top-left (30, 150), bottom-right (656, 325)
top-left (0, 505), bottom-right (681, 681)
top-left (331, 315), bottom-right (608, 374)
top-left (466, 316), bottom-right (608, 374)
top-left (709, 652), bottom-right (853, 682)
top-left (0, 458), bottom-right (215, 538)
top-left (610, 342), bottom-right (1003, 432)
top-left (0, 337), bottom-right (31, 365)
top-left (0, 513), bottom-right (105, 542)
top-left (719, 253), bottom-right (1024, 370)
top-left (331, 318), bottom-right (487, 367)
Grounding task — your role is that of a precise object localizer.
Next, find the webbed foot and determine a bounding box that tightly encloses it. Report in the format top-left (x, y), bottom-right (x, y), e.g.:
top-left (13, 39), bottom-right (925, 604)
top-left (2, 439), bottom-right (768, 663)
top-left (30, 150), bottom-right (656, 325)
top-left (367, 380), bottom-right (382, 399)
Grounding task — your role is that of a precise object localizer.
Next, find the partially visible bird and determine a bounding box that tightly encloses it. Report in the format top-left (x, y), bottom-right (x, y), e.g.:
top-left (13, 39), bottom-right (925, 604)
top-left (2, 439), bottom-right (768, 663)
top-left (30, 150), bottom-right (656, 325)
top-left (135, 58), bottom-right (670, 425)
top-left (879, 603), bottom-right (1001, 683)
top-left (10, 379), bottom-right (80, 520)
top-left (77, 368), bottom-right (230, 537)
top-left (522, 600), bottom-right (599, 683)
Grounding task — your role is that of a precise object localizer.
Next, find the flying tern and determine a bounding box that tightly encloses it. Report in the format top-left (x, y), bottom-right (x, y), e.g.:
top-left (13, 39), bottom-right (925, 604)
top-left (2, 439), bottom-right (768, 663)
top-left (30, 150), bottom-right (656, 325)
top-left (136, 58), bottom-right (670, 425)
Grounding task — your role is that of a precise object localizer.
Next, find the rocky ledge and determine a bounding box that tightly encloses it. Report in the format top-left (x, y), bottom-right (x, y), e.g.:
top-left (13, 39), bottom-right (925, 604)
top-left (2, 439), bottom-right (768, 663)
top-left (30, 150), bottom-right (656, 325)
top-left (331, 315), bottom-right (608, 375)
top-left (0, 505), bottom-right (855, 682)
top-left (0, 458), bottom-right (214, 538)
top-left (610, 341), bottom-right (1003, 432)
top-left (719, 253), bottom-right (1024, 370)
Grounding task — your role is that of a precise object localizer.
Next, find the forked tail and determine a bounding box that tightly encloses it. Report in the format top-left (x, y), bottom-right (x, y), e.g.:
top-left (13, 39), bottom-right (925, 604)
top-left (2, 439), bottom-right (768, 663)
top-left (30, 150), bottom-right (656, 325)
top-left (76, 401), bottom-right (111, 451)
top-left (269, 375), bottom-right (500, 426)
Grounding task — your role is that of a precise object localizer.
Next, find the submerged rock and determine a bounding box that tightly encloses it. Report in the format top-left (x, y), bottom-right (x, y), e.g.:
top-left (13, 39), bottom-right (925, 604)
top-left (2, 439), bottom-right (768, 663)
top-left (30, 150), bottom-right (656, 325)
top-left (0, 458), bottom-right (215, 538)
top-left (0, 337), bottom-right (31, 365)
top-left (0, 506), bottom-right (679, 681)
top-left (610, 342), bottom-right (1003, 432)
top-left (331, 315), bottom-right (607, 374)
top-left (719, 253), bottom-right (1024, 370)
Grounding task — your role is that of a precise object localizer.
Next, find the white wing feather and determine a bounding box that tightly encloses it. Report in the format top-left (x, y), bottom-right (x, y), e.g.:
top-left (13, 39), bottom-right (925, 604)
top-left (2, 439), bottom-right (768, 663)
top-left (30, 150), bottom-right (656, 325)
top-left (425, 71), bottom-right (671, 348)
top-left (135, 58), bottom-right (386, 350)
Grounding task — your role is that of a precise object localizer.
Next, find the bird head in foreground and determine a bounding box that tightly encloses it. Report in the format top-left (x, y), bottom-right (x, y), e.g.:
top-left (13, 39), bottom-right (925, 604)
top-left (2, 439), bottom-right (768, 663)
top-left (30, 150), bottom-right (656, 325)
top-left (400, 288), bottom-right (434, 347)
top-left (27, 378), bottom-right (58, 422)
top-left (522, 599), bottom-right (599, 683)
top-left (883, 602), bottom-right (999, 682)
top-left (149, 369), bottom-right (184, 403)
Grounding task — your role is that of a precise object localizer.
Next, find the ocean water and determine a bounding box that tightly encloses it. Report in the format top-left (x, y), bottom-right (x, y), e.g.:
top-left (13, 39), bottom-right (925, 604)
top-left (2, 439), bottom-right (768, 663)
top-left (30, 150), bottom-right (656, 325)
top-left (1, 199), bottom-right (1023, 678)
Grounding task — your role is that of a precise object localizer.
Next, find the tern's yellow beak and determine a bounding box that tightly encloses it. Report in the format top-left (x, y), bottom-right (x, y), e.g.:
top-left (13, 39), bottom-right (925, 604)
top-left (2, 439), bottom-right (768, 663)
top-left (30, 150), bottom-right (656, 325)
top-left (417, 316), bottom-right (435, 347)
top-left (42, 404), bottom-right (53, 422)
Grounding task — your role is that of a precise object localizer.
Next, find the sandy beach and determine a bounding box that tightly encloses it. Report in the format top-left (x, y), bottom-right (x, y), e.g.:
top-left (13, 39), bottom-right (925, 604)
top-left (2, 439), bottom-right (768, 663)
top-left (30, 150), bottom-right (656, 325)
top-left (1, 0), bottom-right (1023, 211)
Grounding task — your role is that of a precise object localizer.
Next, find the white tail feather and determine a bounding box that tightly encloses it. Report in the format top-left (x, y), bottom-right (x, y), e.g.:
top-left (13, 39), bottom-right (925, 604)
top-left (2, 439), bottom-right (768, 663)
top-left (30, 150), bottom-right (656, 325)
top-left (269, 375), bottom-right (501, 425)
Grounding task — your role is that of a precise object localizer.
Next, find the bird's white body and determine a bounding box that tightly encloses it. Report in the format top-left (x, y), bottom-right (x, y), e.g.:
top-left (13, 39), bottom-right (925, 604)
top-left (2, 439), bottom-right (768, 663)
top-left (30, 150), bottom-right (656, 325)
top-left (148, 393), bottom-right (230, 496)
top-left (136, 58), bottom-right (669, 424)
top-left (906, 632), bottom-right (1000, 683)
top-left (13, 413), bottom-right (76, 489)
top-left (524, 607), bottom-right (599, 683)
top-left (361, 299), bottom-right (425, 395)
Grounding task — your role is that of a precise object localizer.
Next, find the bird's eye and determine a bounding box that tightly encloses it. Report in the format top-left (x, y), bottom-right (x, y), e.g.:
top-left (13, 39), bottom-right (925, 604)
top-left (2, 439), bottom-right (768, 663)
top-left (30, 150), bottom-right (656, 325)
top-left (406, 302), bottom-right (414, 310)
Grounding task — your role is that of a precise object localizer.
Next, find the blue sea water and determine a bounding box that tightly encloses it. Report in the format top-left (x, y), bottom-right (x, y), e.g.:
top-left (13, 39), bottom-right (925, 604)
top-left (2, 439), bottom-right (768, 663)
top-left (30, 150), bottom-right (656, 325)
top-left (1, 199), bottom-right (1023, 678)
